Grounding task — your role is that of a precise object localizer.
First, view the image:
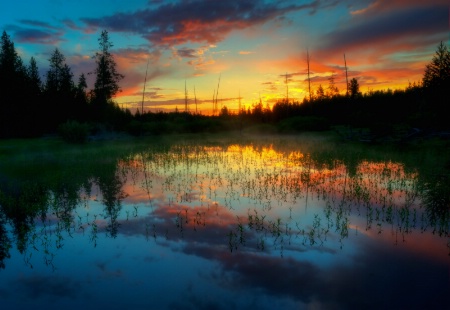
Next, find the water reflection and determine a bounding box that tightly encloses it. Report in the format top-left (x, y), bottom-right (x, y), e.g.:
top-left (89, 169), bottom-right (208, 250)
top-left (0, 136), bottom-right (448, 309)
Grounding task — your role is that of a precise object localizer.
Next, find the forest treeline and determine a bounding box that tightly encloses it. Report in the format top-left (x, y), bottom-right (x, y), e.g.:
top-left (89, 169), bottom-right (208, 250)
top-left (0, 30), bottom-right (449, 141)
top-left (0, 30), bottom-right (126, 139)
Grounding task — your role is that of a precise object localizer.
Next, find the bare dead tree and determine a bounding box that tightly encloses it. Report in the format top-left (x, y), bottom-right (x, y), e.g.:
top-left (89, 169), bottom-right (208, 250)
top-left (215, 74), bottom-right (221, 115)
top-left (194, 85), bottom-right (197, 114)
top-left (212, 89), bottom-right (215, 115)
top-left (238, 89), bottom-right (241, 112)
top-left (307, 48), bottom-right (312, 101)
top-left (141, 56), bottom-right (150, 114)
top-left (344, 53), bottom-right (349, 96)
top-left (285, 72), bottom-right (289, 102)
top-left (184, 80), bottom-right (188, 112)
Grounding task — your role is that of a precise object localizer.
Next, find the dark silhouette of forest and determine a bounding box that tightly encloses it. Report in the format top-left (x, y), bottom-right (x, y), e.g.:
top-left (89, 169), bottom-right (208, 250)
top-left (1, 30), bottom-right (449, 142)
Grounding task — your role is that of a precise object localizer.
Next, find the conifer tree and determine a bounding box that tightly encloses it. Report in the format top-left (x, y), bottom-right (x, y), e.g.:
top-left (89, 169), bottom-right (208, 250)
top-left (75, 73), bottom-right (89, 121)
top-left (423, 41), bottom-right (450, 89)
top-left (77, 73), bottom-right (88, 97)
top-left (27, 57), bottom-right (42, 96)
top-left (316, 84), bottom-right (325, 100)
top-left (44, 48), bottom-right (75, 129)
top-left (0, 31), bottom-right (27, 137)
top-left (45, 48), bottom-right (74, 95)
top-left (348, 78), bottom-right (361, 99)
top-left (92, 30), bottom-right (123, 104)
top-left (327, 74), bottom-right (339, 98)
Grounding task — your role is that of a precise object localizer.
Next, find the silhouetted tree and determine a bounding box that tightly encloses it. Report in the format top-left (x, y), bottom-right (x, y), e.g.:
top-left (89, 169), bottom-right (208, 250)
top-left (74, 73), bottom-right (89, 121)
top-left (0, 31), bottom-right (25, 85)
top-left (422, 41), bottom-right (450, 125)
top-left (220, 105), bottom-right (229, 117)
top-left (0, 31), bottom-right (27, 137)
top-left (316, 84), bottom-right (325, 100)
top-left (92, 30), bottom-right (124, 108)
top-left (26, 57), bottom-right (41, 96)
top-left (348, 78), bottom-right (361, 99)
top-left (423, 41), bottom-right (450, 89)
top-left (77, 73), bottom-right (88, 97)
top-left (44, 48), bottom-right (76, 129)
top-left (45, 48), bottom-right (74, 95)
top-left (22, 57), bottom-right (43, 136)
top-left (327, 74), bottom-right (339, 98)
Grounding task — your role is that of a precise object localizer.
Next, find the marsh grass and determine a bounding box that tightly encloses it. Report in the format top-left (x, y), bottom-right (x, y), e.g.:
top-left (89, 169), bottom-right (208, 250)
top-left (0, 132), bottom-right (448, 269)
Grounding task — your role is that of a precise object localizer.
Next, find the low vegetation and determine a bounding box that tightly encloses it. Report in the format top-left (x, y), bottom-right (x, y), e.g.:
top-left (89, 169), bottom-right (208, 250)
top-left (1, 30), bottom-right (449, 143)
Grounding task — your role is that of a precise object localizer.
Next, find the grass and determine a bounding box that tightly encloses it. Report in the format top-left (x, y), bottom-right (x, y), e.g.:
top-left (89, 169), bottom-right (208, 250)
top-left (0, 132), bottom-right (448, 262)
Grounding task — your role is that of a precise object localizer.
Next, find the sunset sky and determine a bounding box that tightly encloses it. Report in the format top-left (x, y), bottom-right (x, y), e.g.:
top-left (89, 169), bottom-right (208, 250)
top-left (2, 0), bottom-right (448, 113)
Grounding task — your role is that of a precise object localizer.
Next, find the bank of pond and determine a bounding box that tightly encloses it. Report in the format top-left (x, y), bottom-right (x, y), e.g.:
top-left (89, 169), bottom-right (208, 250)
top-left (0, 133), bottom-right (448, 309)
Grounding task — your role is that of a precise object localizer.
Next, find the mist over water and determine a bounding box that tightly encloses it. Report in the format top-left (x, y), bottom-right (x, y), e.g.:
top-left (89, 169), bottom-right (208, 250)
top-left (0, 135), bottom-right (448, 309)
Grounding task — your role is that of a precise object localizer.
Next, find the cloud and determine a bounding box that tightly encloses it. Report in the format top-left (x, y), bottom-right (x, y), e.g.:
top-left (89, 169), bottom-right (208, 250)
top-left (261, 81), bottom-right (279, 92)
top-left (115, 47), bottom-right (161, 65)
top-left (321, 5), bottom-right (448, 53)
top-left (80, 0), bottom-right (320, 47)
top-left (10, 27), bottom-right (64, 45)
top-left (169, 45), bottom-right (218, 70)
top-left (176, 48), bottom-right (198, 58)
top-left (19, 19), bottom-right (60, 31)
top-left (62, 19), bottom-right (97, 34)
top-left (112, 48), bottom-right (169, 97)
top-left (134, 91), bottom-right (165, 99)
top-left (5, 19), bottom-right (66, 45)
top-left (350, 0), bottom-right (449, 16)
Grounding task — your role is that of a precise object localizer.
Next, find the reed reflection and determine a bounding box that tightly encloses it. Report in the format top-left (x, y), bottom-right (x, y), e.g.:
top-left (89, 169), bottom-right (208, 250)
top-left (0, 138), bottom-right (448, 270)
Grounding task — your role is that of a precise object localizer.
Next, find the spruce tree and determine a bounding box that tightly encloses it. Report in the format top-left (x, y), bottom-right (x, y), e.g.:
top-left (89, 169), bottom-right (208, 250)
top-left (316, 84), bottom-right (325, 100)
top-left (93, 30), bottom-right (123, 104)
top-left (44, 48), bottom-right (75, 129)
top-left (349, 78), bottom-right (361, 99)
top-left (423, 41), bottom-right (450, 89)
top-left (422, 41), bottom-right (450, 123)
top-left (46, 48), bottom-right (74, 95)
top-left (27, 57), bottom-right (42, 96)
top-left (0, 31), bottom-right (27, 137)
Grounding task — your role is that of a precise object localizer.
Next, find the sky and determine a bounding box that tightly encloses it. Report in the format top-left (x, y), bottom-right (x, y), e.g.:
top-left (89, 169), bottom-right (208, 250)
top-left (1, 0), bottom-right (448, 114)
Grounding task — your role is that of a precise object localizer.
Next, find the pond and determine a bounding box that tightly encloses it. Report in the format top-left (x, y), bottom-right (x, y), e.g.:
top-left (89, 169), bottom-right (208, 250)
top-left (0, 134), bottom-right (448, 309)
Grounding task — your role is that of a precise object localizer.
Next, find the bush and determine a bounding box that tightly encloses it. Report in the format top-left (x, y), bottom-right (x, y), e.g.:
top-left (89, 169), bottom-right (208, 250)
top-left (244, 124), bottom-right (277, 134)
top-left (126, 120), bottom-right (144, 136)
top-left (277, 116), bottom-right (330, 133)
top-left (58, 121), bottom-right (90, 143)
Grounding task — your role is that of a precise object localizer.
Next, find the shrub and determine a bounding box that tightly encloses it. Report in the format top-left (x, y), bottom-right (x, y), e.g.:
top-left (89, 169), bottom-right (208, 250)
top-left (277, 116), bottom-right (330, 132)
top-left (58, 120), bottom-right (90, 143)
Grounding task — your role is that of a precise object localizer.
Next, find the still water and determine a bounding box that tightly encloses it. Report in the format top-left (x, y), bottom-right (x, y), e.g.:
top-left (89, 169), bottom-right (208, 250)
top-left (0, 135), bottom-right (448, 309)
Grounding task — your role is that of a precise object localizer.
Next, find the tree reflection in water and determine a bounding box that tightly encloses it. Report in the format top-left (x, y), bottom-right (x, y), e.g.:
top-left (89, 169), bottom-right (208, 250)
top-left (0, 136), bottom-right (448, 308)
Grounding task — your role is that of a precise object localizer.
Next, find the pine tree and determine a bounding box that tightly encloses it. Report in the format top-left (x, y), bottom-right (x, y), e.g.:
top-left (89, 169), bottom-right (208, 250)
top-left (349, 78), bottom-right (361, 99)
top-left (75, 73), bottom-right (89, 121)
top-left (0, 31), bottom-right (27, 137)
top-left (92, 30), bottom-right (123, 104)
top-left (327, 74), bottom-right (339, 98)
top-left (27, 57), bottom-right (42, 96)
top-left (77, 73), bottom-right (88, 96)
top-left (45, 48), bottom-right (74, 94)
top-left (423, 41), bottom-right (450, 89)
top-left (0, 31), bottom-right (25, 80)
top-left (316, 84), bottom-right (325, 100)
top-left (423, 42), bottom-right (450, 121)
top-left (44, 48), bottom-right (75, 128)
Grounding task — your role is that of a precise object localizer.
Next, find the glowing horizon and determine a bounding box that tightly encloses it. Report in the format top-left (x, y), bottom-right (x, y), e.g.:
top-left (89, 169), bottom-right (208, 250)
top-left (2, 0), bottom-right (448, 114)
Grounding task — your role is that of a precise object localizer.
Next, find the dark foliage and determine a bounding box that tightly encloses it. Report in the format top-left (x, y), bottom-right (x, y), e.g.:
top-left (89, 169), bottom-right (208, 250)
top-left (58, 120), bottom-right (90, 144)
top-left (0, 32), bottom-right (448, 140)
